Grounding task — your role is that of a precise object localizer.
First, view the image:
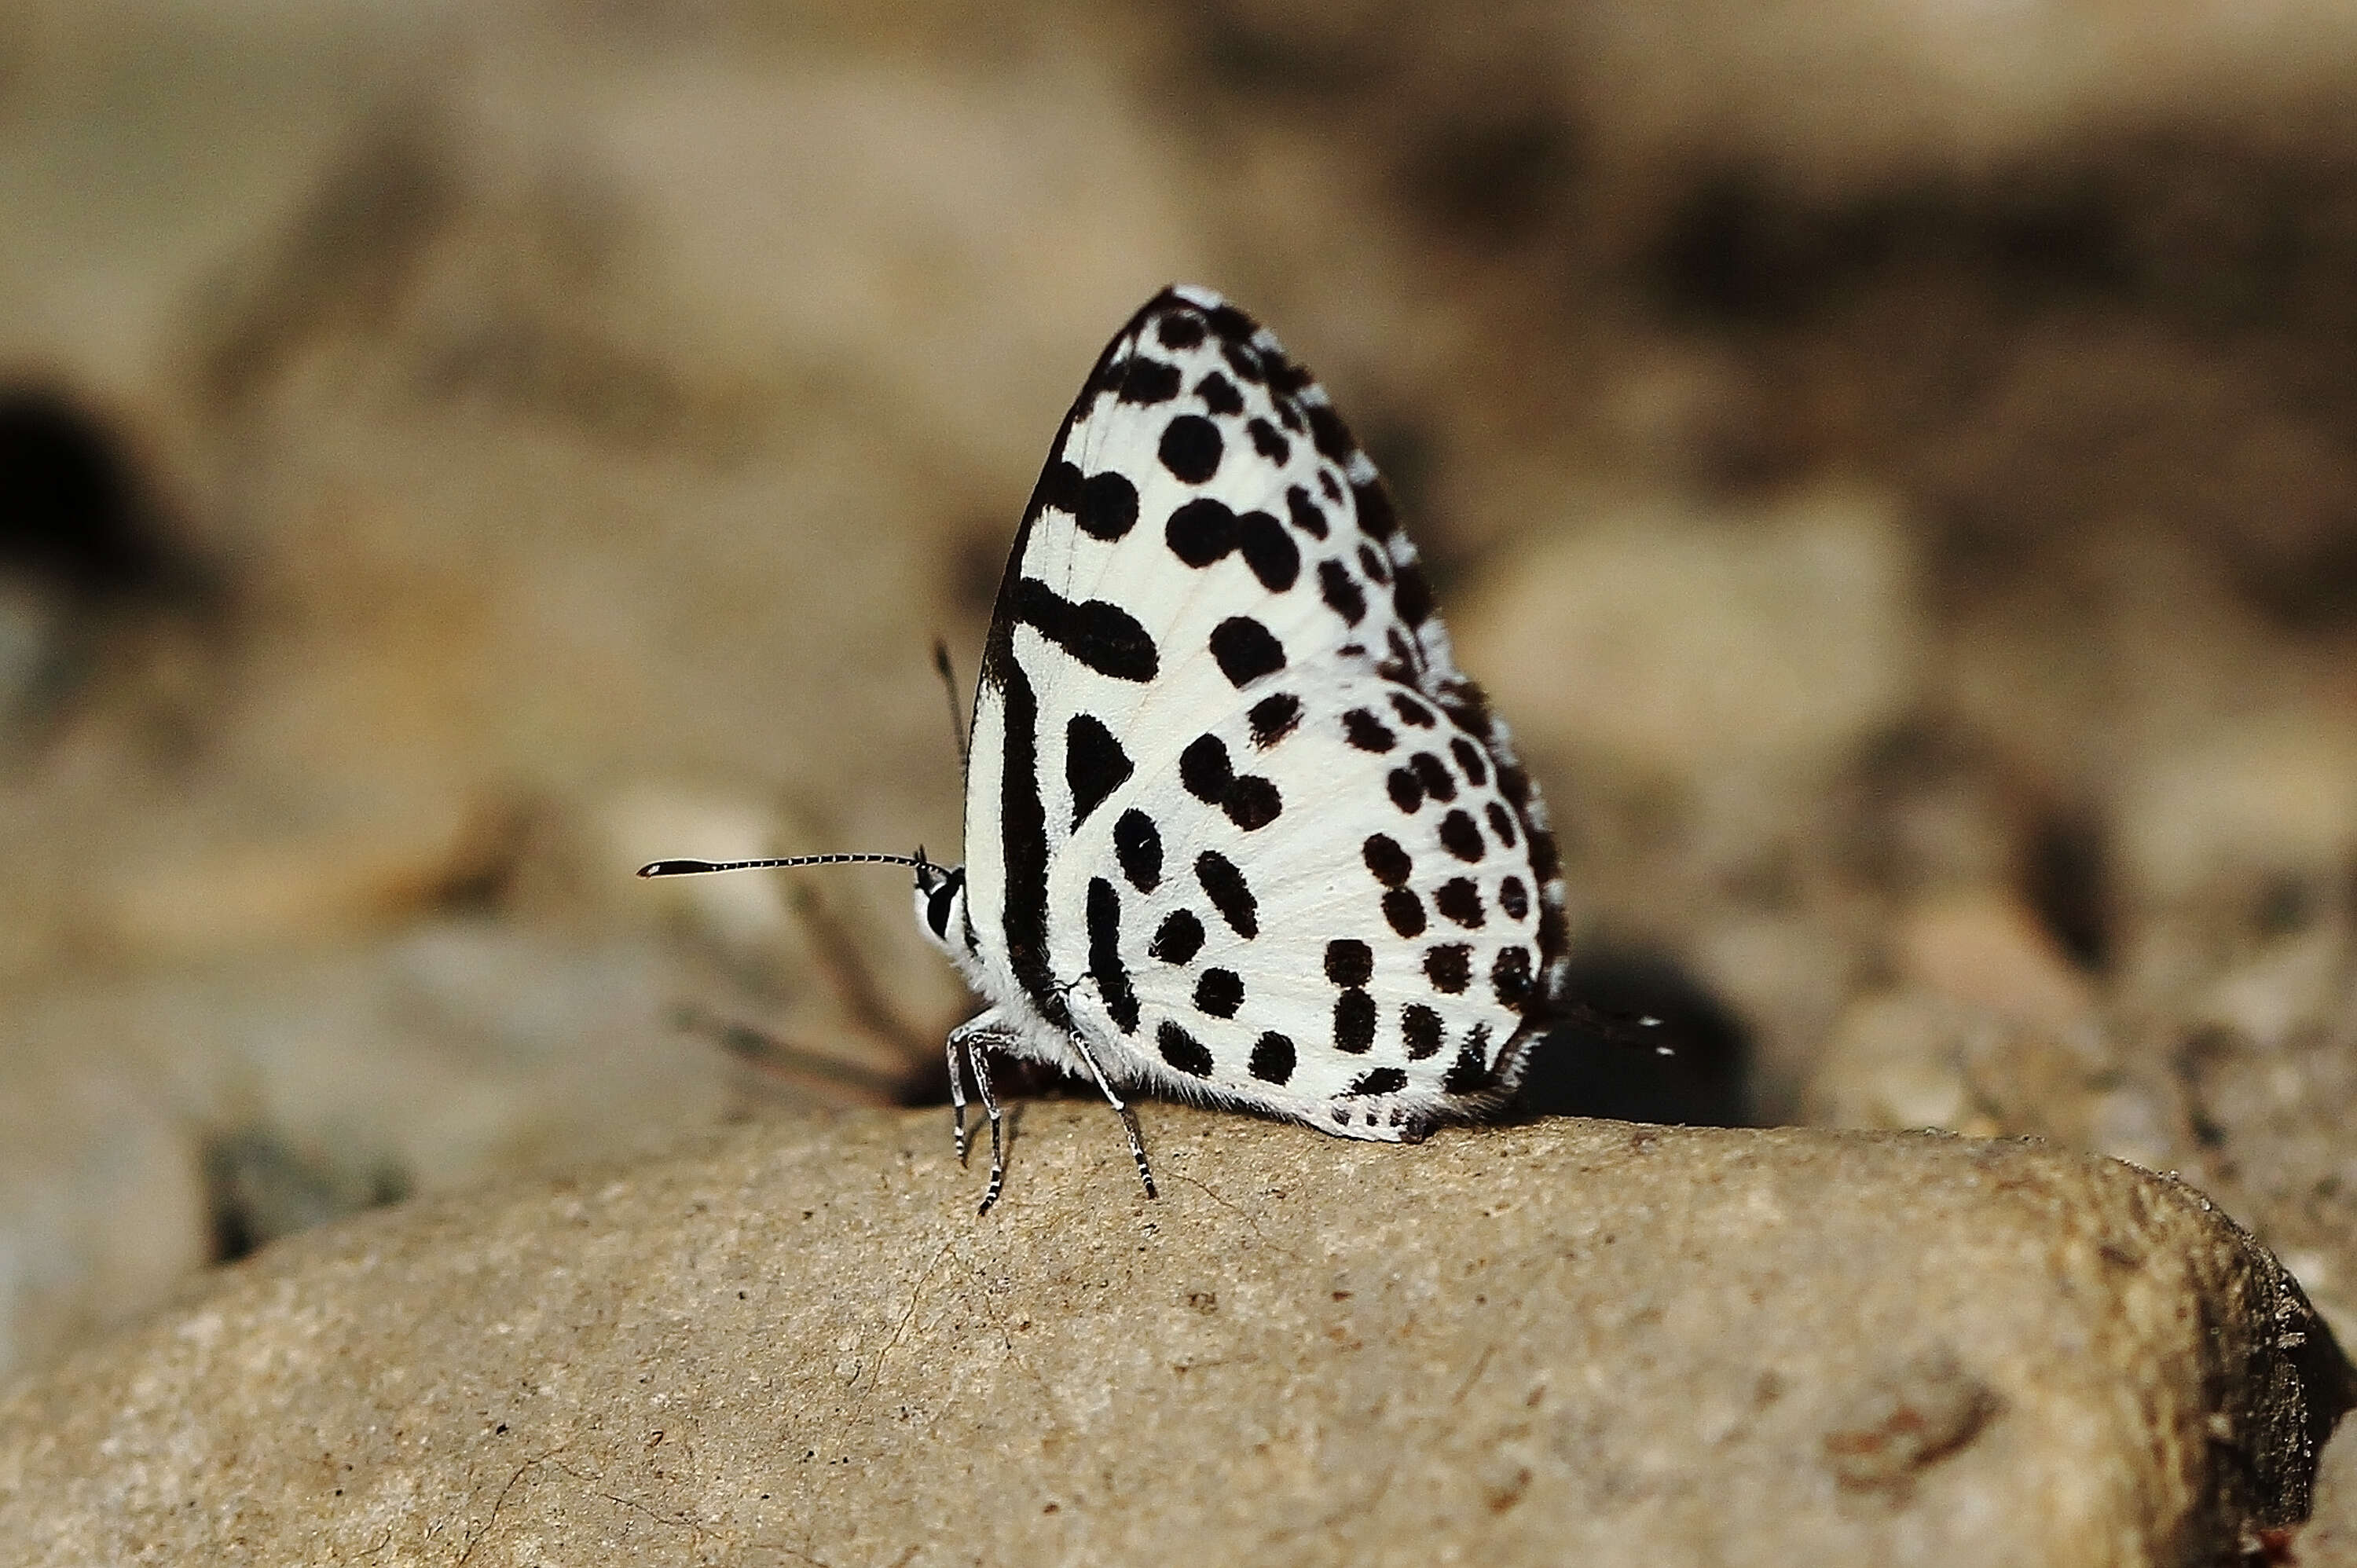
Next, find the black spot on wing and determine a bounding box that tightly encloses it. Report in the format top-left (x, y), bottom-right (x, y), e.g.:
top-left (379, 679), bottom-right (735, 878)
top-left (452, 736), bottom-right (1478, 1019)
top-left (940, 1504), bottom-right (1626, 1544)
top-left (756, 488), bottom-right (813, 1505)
top-left (1525, 810), bottom-right (1562, 882)
top-left (1010, 578), bottom-right (1157, 682)
top-left (1266, 350), bottom-right (1314, 396)
top-left (1204, 302), bottom-right (1258, 343)
top-left (1196, 372), bottom-right (1244, 416)
top-left (1439, 809), bottom-right (1484, 861)
top-left (1434, 877), bottom-right (1485, 928)
top-left (1042, 459), bottom-right (1083, 516)
top-left (1160, 415), bottom-right (1222, 483)
top-left (1249, 1031), bottom-right (1296, 1084)
top-left (1181, 729), bottom-right (1281, 830)
top-left (1065, 713), bottom-right (1132, 828)
top-left (1387, 768), bottom-right (1424, 813)
top-left (1486, 801), bottom-right (1519, 847)
top-left (1197, 850), bottom-right (1257, 937)
top-left (1393, 560), bottom-right (1433, 625)
top-left (1237, 511), bottom-right (1299, 590)
top-left (1117, 355), bottom-right (1182, 405)
top-left (1208, 617), bottom-right (1286, 687)
top-left (1167, 497), bottom-right (1235, 566)
top-left (1325, 938), bottom-right (1373, 986)
top-left (1424, 943), bottom-right (1472, 993)
top-left (1442, 1036), bottom-right (1493, 1094)
top-left (1181, 734), bottom-right (1233, 804)
top-left (1401, 1004), bottom-right (1442, 1060)
top-left (1077, 471), bottom-right (1139, 540)
top-left (1157, 311), bottom-right (1206, 350)
top-left (1194, 967), bottom-right (1244, 1018)
top-left (1382, 888), bottom-right (1427, 937)
top-left (1248, 418), bottom-right (1290, 463)
top-left (1115, 808), bottom-right (1161, 892)
top-left (1307, 401), bottom-right (1353, 463)
top-left (1248, 692), bottom-right (1301, 748)
top-left (995, 659), bottom-right (1061, 1027)
top-left (1410, 753), bottom-right (1457, 801)
top-left (1390, 693), bottom-right (1435, 727)
top-left (1342, 709), bottom-right (1395, 752)
top-left (1286, 485), bottom-right (1329, 539)
top-left (1223, 776), bottom-right (1282, 831)
top-left (1347, 1066), bottom-right (1407, 1096)
top-left (1318, 559), bottom-right (1365, 625)
top-left (1221, 338), bottom-right (1266, 383)
top-left (1353, 478), bottom-right (1398, 540)
top-left (1450, 737), bottom-right (1489, 786)
top-left (1333, 989), bottom-right (1376, 1053)
top-left (1358, 543), bottom-right (1391, 584)
top-left (1087, 877), bottom-right (1138, 1032)
top-left (1492, 947), bottom-right (1534, 1010)
top-left (1499, 876), bottom-right (1530, 920)
top-left (1150, 908), bottom-right (1204, 964)
top-left (1158, 1020), bottom-right (1214, 1078)
top-left (1362, 833), bottom-right (1412, 887)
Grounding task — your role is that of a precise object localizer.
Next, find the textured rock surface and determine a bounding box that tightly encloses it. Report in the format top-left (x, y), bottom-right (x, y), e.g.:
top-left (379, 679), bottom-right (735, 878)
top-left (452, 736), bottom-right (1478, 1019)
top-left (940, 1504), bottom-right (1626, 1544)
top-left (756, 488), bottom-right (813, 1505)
top-left (0, 1105), bottom-right (2341, 1566)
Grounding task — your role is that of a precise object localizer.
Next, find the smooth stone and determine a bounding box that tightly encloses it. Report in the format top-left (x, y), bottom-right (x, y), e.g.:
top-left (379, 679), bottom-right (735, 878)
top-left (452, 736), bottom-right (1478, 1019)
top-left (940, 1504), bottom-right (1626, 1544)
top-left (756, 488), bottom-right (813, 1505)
top-left (0, 1105), bottom-right (2341, 1566)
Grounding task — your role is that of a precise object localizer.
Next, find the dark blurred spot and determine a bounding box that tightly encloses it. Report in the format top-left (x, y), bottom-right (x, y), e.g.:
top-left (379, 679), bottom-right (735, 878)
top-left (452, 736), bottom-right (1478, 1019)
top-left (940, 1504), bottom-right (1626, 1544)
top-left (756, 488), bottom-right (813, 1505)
top-left (1648, 164), bottom-right (2131, 324)
top-left (2255, 870), bottom-right (2326, 938)
top-left (200, 116), bottom-right (450, 406)
top-left (1190, 3), bottom-right (1377, 97)
top-left (0, 389), bottom-right (185, 603)
top-left (203, 1127), bottom-right (410, 1264)
top-left (949, 522), bottom-right (1011, 617)
top-left (431, 797), bottom-right (541, 914)
top-left (2022, 810), bottom-right (2110, 971)
top-left (1515, 949), bottom-right (1752, 1127)
top-left (1398, 112), bottom-right (1575, 247)
top-left (2232, 530), bottom-right (2357, 631)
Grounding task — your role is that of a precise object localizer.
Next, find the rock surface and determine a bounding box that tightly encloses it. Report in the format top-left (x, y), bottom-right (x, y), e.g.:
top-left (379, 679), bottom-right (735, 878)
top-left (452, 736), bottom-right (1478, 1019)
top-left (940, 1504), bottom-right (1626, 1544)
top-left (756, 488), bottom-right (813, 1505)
top-left (0, 1105), bottom-right (2341, 1566)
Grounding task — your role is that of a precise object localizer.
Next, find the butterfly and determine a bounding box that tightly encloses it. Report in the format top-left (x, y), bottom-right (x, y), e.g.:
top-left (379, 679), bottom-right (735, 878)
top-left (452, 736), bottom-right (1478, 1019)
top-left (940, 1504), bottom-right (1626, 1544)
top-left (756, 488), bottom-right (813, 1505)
top-left (643, 285), bottom-right (1567, 1212)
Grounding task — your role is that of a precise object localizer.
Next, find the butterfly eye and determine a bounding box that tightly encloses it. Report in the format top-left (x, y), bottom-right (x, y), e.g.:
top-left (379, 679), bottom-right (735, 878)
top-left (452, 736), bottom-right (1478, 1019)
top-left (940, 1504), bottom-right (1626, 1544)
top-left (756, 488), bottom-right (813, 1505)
top-left (925, 871), bottom-right (962, 941)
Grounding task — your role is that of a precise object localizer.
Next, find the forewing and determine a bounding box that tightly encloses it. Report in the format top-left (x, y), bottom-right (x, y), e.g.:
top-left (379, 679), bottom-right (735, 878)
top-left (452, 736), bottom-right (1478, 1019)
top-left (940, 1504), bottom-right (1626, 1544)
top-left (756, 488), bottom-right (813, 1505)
top-left (967, 285), bottom-right (1566, 1133)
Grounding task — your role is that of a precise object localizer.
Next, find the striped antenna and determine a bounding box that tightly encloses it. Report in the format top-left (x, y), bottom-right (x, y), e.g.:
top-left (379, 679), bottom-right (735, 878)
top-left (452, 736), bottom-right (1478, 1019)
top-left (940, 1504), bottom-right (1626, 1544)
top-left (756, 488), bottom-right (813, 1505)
top-left (637, 852), bottom-right (930, 878)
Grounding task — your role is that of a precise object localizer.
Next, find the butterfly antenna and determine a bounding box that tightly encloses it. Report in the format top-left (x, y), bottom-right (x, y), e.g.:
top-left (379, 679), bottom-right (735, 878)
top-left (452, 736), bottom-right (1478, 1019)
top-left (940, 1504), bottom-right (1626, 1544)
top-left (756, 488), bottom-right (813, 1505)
top-left (932, 639), bottom-right (970, 772)
top-left (637, 852), bottom-right (930, 877)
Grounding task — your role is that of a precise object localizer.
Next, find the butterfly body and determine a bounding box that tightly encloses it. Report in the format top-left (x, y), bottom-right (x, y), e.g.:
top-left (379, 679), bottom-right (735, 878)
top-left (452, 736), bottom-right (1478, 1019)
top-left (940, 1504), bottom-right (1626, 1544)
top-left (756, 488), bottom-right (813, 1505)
top-left (916, 285), bottom-right (1567, 1200)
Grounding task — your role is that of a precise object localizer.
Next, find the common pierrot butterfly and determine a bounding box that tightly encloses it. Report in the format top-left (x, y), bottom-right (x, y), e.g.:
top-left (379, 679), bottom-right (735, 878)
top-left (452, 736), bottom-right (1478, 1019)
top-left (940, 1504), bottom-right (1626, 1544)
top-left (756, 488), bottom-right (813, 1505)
top-left (643, 285), bottom-right (1567, 1211)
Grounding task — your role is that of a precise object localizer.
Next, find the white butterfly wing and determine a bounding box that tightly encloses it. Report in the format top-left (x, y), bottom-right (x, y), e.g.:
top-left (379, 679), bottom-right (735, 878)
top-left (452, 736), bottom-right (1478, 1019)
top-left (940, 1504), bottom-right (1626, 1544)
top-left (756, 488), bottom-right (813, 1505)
top-left (963, 285), bottom-right (1565, 1138)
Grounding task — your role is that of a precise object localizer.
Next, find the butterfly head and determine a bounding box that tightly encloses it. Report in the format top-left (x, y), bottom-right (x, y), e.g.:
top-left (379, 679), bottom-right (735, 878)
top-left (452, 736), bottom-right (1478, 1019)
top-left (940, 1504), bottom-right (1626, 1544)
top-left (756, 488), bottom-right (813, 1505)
top-left (911, 855), bottom-right (975, 962)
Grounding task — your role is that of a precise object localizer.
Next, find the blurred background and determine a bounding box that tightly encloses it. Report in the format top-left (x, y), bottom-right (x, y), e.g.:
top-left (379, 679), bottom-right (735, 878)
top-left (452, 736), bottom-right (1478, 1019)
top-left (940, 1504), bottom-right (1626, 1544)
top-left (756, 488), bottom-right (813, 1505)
top-left (5, 0), bottom-right (2357, 1388)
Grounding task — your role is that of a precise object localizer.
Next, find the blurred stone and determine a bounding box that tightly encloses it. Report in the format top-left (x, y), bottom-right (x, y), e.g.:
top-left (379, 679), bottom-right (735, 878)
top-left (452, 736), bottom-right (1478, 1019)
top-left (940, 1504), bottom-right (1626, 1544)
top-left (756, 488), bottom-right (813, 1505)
top-left (2167, 923), bottom-right (2357, 1351)
top-left (1457, 485), bottom-right (1921, 790)
top-left (0, 1055), bottom-right (207, 1387)
top-left (2194, 925), bottom-right (2352, 1053)
top-left (1571, 0), bottom-right (2357, 181)
top-left (1688, 911), bottom-right (1858, 1122)
top-left (1807, 990), bottom-right (1989, 1135)
top-left (0, 1107), bottom-right (2341, 1563)
top-left (2306, 1390), bottom-right (2357, 1564)
top-left (1895, 890), bottom-right (2098, 1041)
top-left (1800, 984), bottom-right (2164, 1167)
top-left (0, 924), bottom-right (739, 1333)
top-left (76, 782), bottom-right (493, 961)
top-left (2114, 714), bottom-right (2357, 919)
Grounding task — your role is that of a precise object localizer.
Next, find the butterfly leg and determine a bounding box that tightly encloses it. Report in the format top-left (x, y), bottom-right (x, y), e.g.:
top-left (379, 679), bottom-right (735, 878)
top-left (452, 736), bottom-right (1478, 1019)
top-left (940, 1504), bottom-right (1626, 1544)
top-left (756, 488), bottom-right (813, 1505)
top-left (1065, 1036), bottom-right (1157, 1201)
top-left (946, 1024), bottom-right (970, 1167)
top-left (964, 1036), bottom-right (1007, 1215)
top-left (947, 1012), bottom-right (1017, 1174)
